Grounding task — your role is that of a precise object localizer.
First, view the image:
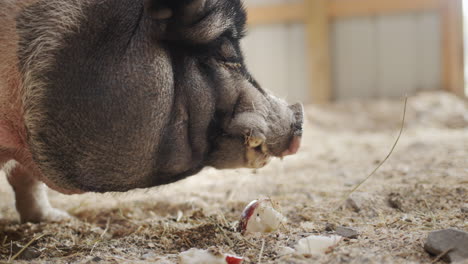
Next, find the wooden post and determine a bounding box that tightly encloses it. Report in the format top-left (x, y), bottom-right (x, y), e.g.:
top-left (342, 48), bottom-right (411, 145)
top-left (441, 0), bottom-right (465, 97)
top-left (247, 3), bottom-right (305, 26)
top-left (247, 0), bottom-right (465, 100)
top-left (328, 0), bottom-right (441, 18)
top-left (305, 0), bottom-right (332, 103)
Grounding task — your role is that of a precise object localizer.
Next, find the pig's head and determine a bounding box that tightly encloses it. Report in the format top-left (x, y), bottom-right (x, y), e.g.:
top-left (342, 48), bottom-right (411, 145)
top-left (16, 0), bottom-right (303, 193)
top-left (207, 98), bottom-right (304, 170)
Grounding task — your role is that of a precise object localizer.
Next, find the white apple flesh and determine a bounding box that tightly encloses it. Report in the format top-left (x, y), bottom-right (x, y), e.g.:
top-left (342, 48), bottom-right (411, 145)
top-left (179, 248), bottom-right (243, 264)
top-left (294, 235), bottom-right (342, 255)
top-left (238, 198), bottom-right (286, 234)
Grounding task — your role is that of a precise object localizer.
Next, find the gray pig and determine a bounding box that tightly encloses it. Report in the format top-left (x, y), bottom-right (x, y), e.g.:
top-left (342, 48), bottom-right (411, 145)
top-left (0, 0), bottom-right (303, 223)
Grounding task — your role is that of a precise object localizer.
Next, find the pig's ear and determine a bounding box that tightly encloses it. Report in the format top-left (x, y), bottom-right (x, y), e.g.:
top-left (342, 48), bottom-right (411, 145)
top-left (145, 0), bottom-right (240, 43)
top-left (289, 103), bottom-right (304, 136)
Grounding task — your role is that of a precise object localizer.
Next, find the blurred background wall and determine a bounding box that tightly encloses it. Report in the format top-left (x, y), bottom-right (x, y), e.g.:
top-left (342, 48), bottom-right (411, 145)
top-left (465, 0), bottom-right (468, 94)
top-left (242, 0), bottom-right (466, 104)
top-left (243, 0), bottom-right (308, 104)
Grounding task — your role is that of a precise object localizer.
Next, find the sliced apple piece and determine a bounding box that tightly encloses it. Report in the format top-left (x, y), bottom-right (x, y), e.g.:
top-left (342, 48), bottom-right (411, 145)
top-left (179, 248), bottom-right (243, 264)
top-left (238, 198), bottom-right (286, 234)
top-left (294, 235), bottom-right (342, 255)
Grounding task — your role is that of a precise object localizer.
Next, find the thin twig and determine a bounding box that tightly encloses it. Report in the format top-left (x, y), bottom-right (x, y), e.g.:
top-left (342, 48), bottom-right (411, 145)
top-left (1, 236), bottom-right (7, 248)
top-left (242, 237), bottom-right (260, 249)
top-left (430, 248), bottom-right (453, 264)
top-left (258, 239), bottom-right (265, 264)
top-left (182, 237), bottom-right (193, 248)
top-left (101, 218), bottom-right (111, 239)
top-left (215, 222), bottom-right (234, 248)
top-left (338, 97), bottom-right (408, 207)
top-left (8, 234), bottom-right (46, 262)
top-left (7, 242), bottom-right (12, 262)
top-left (422, 198), bottom-right (436, 223)
top-left (217, 211), bottom-right (230, 227)
top-left (90, 218), bottom-right (111, 254)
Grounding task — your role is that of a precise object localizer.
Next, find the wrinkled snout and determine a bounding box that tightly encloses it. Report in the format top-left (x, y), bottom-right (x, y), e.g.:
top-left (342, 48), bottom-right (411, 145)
top-left (282, 102), bottom-right (304, 157)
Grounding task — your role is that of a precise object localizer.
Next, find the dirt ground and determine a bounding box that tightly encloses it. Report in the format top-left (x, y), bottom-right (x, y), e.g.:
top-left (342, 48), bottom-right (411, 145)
top-left (0, 92), bottom-right (467, 264)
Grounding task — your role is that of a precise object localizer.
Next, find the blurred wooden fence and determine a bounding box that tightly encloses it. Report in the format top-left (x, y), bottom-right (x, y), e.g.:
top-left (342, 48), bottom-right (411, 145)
top-left (247, 0), bottom-right (464, 103)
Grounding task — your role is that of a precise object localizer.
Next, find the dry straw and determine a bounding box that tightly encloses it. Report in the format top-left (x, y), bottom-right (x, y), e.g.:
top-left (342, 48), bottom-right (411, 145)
top-left (338, 97), bottom-right (408, 207)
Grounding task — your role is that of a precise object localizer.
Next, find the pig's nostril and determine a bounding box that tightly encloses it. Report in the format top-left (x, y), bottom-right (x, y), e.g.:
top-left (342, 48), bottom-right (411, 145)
top-left (252, 143), bottom-right (269, 155)
top-left (254, 145), bottom-right (263, 153)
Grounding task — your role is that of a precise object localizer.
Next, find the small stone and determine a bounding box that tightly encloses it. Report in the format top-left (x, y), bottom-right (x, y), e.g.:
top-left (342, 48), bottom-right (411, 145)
top-left (335, 226), bottom-right (359, 239)
top-left (387, 193), bottom-right (404, 211)
top-left (344, 192), bottom-right (383, 217)
top-left (345, 198), bottom-right (361, 213)
top-left (91, 256), bottom-right (103, 262)
top-left (424, 228), bottom-right (468, 263)
top-left (456, 187), bottom-right (466, 195)
top-left (461, 205), bottom-right (468, 213)
top-left (11, 244), bottom-right (41, 260)
top-left (325, 223), bottom-right (336, 232)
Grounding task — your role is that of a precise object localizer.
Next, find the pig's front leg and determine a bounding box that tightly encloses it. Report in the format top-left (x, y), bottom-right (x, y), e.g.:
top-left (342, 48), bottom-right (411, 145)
top-left (5, 161), bottom-right (70, 223)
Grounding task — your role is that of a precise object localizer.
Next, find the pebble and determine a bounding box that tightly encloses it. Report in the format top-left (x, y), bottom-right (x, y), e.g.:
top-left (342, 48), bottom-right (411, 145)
top-left (387, 193), bottom-right (404, 211)
top-left (335, 226), bottom-right (359, 239)
top-left (91, 256), bottom-right (103, 262)
top-left (325, 223), bottom-right (336, 232)
top-left (424, 228), bottom-right (468, 263)
top-left (461, 205), bottom-right (468, 213)
top-left (344, 192), bottom-right (383, 217)
top-left (345, 197), bottom-right (361, 213)
top-left (11, 244), bottom-right (41, 260)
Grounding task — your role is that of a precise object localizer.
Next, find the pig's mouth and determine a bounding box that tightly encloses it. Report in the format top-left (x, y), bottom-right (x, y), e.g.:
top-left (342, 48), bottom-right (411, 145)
top-left (243, 134), bottom-right (302, 169)
top-left (241, 106), bottom-right (304, 169)
top-left (245, 143), bottom-right (271, 169)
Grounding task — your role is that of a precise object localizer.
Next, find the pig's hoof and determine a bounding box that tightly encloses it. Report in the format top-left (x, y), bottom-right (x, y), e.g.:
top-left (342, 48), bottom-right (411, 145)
top-left (21, 208), bottom-right (72, 224)
top-left (44, 208), bottom-right (72, 222)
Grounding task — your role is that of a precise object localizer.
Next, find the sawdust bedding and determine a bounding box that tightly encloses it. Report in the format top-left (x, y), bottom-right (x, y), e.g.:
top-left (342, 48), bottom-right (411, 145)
top-left (0, 91), bottom-right (467, 263)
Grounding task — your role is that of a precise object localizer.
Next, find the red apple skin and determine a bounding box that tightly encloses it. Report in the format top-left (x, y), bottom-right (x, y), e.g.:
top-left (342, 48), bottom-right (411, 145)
top-left (238, 200), bottom-right (260, 234)
top-left (225, 255), bottom-right (243, 264)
